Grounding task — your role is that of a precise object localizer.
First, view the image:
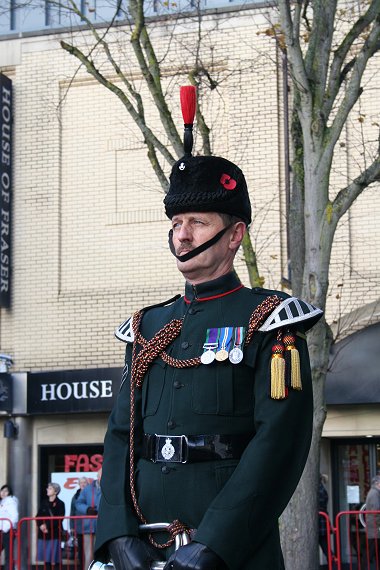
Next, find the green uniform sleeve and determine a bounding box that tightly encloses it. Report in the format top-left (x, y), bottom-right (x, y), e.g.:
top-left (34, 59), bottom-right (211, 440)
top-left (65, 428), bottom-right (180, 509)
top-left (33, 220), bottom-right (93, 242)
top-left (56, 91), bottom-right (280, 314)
top-left (194, 331), bottom-right (313, 568)
top-left (94, 345), bottom-right (141, 561)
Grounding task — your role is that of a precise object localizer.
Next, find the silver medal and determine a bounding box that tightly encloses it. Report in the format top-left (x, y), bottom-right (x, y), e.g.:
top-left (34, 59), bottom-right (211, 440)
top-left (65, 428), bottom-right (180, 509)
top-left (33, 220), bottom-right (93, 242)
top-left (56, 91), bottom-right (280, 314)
top-left (229, 347), bottom-right (243, 364)
top-left (201, 349), bottom-right (215, 365)
top-left (161, 438), bottom-right (175, 461)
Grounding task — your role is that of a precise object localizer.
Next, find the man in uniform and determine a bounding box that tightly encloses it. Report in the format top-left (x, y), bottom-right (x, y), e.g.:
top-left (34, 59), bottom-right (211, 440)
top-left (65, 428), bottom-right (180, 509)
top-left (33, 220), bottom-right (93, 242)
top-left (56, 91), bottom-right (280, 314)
top-left (94, 93), bottom-right (322, 569)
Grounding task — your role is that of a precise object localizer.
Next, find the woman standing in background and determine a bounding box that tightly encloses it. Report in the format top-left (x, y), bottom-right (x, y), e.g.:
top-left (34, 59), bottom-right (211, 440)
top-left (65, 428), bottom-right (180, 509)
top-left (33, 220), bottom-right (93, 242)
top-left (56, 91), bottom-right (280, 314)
top-left (36, 483), bottom-right (65, 570)
top-left (0, 484), bottom-right (19, 570)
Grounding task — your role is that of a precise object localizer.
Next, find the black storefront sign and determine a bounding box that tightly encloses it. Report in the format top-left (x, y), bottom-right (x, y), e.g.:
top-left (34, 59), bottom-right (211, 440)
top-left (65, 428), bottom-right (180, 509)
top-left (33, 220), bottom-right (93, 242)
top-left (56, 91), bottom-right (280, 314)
top-left (0, 373), bottom-right (13, 412)
top-left (27, 367), bottom-right (122, 414)
top-left (0, 74), bottom-right (12, 308)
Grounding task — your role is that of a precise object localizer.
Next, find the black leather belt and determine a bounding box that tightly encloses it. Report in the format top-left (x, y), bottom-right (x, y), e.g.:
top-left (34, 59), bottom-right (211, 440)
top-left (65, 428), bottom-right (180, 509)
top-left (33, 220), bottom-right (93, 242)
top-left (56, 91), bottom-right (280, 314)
top-left (143, 433), bottom-right (252, 464)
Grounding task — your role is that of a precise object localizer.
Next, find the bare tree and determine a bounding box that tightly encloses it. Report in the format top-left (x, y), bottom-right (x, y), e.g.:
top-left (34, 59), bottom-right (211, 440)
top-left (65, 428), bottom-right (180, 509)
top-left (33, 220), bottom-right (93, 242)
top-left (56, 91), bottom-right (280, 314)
top-left (52, 0), bottom-right (263, 284)
top-left (271, 1), bottom-right (380, 568)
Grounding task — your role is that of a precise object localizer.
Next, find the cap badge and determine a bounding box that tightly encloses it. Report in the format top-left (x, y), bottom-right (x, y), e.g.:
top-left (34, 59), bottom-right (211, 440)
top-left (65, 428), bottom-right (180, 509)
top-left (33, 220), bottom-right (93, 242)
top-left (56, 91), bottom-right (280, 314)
top-left (179, 162), bottom-right (186, 171)
top-left (220, 173), bottom-right (237, 190)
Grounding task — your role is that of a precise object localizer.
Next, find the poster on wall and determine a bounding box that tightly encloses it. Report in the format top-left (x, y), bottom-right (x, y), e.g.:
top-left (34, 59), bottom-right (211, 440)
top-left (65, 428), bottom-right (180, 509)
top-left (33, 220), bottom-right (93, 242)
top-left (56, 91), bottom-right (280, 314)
top-left (51, 471), bottom-right (99, 531)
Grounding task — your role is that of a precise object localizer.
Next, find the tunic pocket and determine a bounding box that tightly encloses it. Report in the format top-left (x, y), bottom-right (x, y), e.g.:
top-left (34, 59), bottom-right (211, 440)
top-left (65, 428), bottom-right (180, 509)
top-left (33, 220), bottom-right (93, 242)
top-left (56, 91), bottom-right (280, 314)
top-left (191, 342), bottom-right (259, 416)
top-left (142, 358), bottom-right (166, 417)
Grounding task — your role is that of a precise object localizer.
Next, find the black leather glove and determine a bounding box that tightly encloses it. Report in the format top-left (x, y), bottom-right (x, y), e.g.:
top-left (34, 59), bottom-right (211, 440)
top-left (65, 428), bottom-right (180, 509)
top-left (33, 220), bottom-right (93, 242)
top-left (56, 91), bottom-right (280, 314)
top-left (165, 542), bottom-right (228, 570)
top-left (86, 507), bottom-right (98, 515)
top-left (108, 535), bottom-right (164, 570)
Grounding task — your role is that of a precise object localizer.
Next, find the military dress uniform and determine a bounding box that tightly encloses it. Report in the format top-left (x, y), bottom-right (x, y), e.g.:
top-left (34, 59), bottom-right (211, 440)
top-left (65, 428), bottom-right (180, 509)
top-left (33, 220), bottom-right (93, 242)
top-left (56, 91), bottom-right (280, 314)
top-left (95, 271), bottom-right (322, 569)
top-left (95, 86), bottom-right (322, 569)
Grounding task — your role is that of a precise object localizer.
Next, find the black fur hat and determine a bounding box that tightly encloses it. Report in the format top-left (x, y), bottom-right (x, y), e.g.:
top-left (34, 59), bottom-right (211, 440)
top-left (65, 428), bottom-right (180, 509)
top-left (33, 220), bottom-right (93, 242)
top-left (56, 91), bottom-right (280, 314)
top-left (164, 87), bottom-right (251, 225)
top-left (164, 155), bottom-right (252, 225)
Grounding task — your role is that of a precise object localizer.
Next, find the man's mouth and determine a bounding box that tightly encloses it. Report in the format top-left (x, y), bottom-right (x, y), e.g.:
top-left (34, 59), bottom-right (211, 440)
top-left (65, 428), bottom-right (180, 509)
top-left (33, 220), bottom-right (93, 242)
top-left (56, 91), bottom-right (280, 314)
top-left (177, 245), bottom-right (194, 256)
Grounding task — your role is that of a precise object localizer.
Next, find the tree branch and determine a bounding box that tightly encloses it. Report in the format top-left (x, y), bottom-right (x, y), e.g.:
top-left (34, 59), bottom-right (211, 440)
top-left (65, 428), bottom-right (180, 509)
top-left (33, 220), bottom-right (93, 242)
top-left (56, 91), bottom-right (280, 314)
top-left (323, 15), bottom-right (380, 160)
top-left (303, 1), bottom-right (337, 110)
top-left (332, 152), bottom-right (380, 223)
top-left (277, 1), bottom-right (312, 113)
top-left (188, 69), bottom-right (211, 155)
top-left (129, 0), bottom-right (183, 157)
top-left (241, 231), bottom-right (264, 288)
top-left (60, 40), bottom-right (176, 166)
top-left (323, 0), bottom-right (380, 120)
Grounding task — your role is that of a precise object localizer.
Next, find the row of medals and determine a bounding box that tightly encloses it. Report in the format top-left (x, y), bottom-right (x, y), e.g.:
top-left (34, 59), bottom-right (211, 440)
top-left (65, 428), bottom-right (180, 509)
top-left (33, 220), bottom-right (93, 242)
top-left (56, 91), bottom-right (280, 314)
top-left (201, 344), bottom-right (243, 365)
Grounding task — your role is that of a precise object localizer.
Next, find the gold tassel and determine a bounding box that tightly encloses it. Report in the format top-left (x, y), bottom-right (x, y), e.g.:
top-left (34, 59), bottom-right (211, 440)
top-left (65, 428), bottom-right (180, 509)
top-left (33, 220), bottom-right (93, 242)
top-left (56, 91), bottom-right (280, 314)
top-left (284, 332), bottom-right (302, 390)
top-left (271, 339), bottom-right (286, 399)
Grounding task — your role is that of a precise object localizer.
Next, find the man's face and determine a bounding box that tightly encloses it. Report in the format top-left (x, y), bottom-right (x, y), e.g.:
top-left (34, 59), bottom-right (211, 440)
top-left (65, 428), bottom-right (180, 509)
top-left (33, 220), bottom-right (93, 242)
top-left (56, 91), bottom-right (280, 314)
top-left (171, 211), bottom-right (242, 284)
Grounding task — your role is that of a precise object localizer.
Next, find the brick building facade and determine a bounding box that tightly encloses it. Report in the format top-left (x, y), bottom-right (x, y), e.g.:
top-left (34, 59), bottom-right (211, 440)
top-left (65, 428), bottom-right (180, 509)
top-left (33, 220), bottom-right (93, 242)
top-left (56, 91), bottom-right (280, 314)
top-left (0, 1), bottom-right (379, 543)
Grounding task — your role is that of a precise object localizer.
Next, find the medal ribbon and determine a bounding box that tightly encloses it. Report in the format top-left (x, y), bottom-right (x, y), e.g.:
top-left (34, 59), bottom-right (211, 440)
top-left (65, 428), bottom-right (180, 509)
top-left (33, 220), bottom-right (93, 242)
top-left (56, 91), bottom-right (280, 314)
top-left (218, 327), bottom-right (233, 352)
top-left (233, 326), bottom-right (245, 348)
top-left (203, 327), bottom-right (219, 352)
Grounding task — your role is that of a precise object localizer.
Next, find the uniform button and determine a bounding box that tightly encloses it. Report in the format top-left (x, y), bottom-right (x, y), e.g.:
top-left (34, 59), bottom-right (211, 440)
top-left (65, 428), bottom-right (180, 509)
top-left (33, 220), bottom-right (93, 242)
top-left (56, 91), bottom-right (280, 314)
top-left (161, 466), bottom-right (170, 475)
top-left (188, 308), bottom-right (195, 315)
top-left (167, 420), bottom-right (176, 429)
top-left (181, 341), bottom-right (189, 349)
top-left (173, 381), bottom-right (183, 389)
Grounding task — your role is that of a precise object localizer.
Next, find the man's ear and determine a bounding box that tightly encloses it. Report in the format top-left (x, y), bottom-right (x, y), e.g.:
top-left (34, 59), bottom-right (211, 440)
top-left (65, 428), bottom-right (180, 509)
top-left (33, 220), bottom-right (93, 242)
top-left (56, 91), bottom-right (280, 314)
top-left (229, 221), bottom-right (247, 251)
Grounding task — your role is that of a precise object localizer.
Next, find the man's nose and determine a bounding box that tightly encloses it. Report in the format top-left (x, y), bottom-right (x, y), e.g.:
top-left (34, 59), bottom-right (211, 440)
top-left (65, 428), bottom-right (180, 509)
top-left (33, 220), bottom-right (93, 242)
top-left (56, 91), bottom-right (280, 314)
top-left (177, 224), bottom-right (192, 241)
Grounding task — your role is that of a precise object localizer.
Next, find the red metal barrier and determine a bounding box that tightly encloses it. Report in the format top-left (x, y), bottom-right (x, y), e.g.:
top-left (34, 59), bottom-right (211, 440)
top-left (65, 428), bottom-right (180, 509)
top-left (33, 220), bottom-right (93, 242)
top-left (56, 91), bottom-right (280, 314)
top-left (16, 516), bottom-right (97, 570)
top-left (2, 511), bottom-right (378, 569)
top-left (319, 511), bottom-right (335, 570)
top-left (335, 510), bottom-right (380, 570)
top-left (0, 518), bottom-right (16, 570)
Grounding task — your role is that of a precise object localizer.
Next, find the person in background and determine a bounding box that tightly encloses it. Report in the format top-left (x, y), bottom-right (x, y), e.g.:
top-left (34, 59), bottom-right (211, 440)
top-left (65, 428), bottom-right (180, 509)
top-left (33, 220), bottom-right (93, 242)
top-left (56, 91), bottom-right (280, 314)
top-left (319, 474), bottom-right (333, 564)
top-left (75, 470), bottom-right (101, 570)
top-left (0, 484), bottom-right (19, 570)
top-left (36, 482), bottom-right (65, 570)
top-left (69, 477), bottom-right (88, 570)
top-left (365, 475), bottom-right (380, 565)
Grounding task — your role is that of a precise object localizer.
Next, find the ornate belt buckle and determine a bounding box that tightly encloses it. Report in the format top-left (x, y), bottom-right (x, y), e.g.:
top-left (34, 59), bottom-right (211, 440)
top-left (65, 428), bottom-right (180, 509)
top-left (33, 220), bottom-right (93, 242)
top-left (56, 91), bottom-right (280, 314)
top-left (154, 434), bottom-right (189, 463)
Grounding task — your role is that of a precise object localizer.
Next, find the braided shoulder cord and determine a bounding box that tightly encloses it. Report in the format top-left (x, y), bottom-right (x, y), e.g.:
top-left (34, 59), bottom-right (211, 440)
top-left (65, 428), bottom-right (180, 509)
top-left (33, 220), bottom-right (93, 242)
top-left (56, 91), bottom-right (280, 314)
top-left (128, 294), bottom-right (283, 549)
top-left (135, 329), bottom-right (201, 370)
top-left (244, 295), bottom-right (283, 345)
top-left (129, 311), bottom-right (190, 548)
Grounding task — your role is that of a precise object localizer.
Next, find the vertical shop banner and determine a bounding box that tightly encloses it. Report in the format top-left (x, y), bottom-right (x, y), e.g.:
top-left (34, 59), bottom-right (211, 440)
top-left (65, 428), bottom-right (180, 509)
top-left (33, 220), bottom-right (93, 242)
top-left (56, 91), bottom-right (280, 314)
top-left (0, 75), bottom-right (12, 308)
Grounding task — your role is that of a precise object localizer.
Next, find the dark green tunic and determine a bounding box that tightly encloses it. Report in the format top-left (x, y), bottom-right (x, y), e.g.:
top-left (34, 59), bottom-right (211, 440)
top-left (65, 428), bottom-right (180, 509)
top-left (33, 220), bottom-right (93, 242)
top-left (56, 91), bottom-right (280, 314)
top-left (95, 272), bottom-right (322, 569)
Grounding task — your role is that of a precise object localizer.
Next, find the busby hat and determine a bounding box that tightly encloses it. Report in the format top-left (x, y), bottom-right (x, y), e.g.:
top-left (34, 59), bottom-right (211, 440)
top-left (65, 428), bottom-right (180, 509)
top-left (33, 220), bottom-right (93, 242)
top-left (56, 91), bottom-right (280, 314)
top-left (163, 87), bottom-right (252, 226)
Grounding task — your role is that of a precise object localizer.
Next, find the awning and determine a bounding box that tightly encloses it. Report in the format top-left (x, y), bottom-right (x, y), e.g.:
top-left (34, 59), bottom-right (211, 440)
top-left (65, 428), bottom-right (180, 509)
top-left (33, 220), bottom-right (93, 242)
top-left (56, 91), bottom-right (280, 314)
top-left (325, 322), bottom-right (380, 405)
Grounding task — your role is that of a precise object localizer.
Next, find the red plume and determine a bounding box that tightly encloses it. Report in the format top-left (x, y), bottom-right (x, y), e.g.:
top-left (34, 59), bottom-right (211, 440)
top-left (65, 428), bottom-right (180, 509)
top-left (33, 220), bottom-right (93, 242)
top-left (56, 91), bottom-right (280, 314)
top-left (180, 86), bottom-right (196, 125)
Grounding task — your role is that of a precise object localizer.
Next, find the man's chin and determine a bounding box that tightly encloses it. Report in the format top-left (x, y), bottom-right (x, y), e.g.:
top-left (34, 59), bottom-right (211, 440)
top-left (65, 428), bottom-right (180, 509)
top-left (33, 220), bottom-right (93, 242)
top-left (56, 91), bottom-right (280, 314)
top-left (176, 256), bottom-right (193, 267)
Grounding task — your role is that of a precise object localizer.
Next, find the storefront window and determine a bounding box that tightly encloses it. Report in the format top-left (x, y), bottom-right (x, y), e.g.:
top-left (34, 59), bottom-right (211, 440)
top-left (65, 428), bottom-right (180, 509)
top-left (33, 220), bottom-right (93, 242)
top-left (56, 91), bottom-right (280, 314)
top-left (332, 439), bottom-right (380, 564)
top-left (38, 444), bottom-right (103, 502)
top-left (335, 442), bottom-right (370, 512)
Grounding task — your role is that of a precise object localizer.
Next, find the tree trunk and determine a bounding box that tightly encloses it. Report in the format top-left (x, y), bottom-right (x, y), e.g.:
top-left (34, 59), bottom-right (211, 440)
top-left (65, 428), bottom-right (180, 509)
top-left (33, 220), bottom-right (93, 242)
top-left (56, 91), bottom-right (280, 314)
top-left (281, 319), bottom-right (333, 570)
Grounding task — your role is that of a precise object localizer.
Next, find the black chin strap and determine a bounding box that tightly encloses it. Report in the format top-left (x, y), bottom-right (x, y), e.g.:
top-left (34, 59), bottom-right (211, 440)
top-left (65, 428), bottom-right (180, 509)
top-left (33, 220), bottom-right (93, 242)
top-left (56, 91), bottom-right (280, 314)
top-left (168, 225), bottom-right (231, 262)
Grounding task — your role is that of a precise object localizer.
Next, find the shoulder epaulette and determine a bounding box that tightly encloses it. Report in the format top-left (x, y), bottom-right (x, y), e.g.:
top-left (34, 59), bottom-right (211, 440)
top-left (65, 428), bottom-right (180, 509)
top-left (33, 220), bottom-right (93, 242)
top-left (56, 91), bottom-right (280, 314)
top-left (114, 294), bottom-right (181, 343)
top-left (258, 296), bottom-right (323, 332)
top-left (115, 317), bottom-right (134, 343)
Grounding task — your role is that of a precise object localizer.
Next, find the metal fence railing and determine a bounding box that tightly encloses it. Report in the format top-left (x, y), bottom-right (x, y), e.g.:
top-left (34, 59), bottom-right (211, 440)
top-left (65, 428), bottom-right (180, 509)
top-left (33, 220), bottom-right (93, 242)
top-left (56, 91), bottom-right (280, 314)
top-left (0, 511), bottom-right (379, 570)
